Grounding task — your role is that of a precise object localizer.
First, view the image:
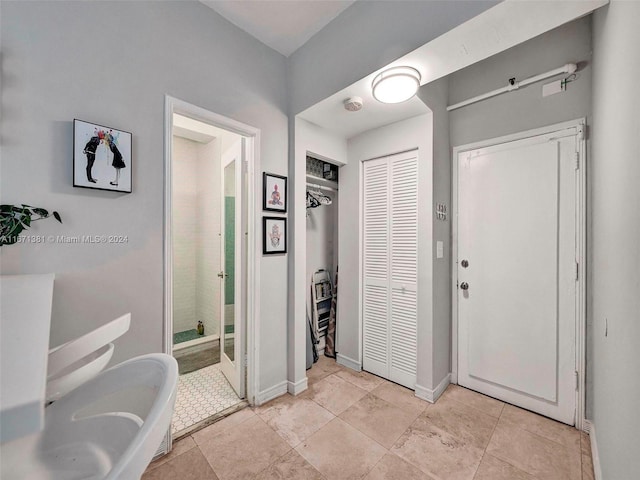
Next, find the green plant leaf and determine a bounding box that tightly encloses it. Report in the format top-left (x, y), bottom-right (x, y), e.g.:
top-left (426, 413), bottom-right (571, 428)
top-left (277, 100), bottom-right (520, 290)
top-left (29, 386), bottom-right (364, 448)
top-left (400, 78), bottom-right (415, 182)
top-left (32, 208), bottom-right (48, 217)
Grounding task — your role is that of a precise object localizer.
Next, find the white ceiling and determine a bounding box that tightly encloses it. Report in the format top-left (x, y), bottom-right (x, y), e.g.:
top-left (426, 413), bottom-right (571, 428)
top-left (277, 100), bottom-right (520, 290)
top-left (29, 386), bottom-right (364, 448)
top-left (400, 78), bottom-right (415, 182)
top-left (200, 0), bottom-right (356, 57)
top-left (299, 0), bottom-right (608, 140)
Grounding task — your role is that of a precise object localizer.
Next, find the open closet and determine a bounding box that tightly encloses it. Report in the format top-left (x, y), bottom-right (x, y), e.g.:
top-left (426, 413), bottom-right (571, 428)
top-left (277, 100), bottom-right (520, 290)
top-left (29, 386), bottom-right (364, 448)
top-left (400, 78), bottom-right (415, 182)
top-left (306, 155), bottom-right (339, 361)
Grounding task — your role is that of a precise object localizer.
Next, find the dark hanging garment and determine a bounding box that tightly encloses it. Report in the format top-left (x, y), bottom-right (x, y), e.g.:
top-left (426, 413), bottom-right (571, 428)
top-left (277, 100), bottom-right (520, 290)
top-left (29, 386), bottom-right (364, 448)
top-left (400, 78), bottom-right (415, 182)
top-left (307, 313), bottom-right (319, 368)
top-left (325, 265), bottom-right (337, 358)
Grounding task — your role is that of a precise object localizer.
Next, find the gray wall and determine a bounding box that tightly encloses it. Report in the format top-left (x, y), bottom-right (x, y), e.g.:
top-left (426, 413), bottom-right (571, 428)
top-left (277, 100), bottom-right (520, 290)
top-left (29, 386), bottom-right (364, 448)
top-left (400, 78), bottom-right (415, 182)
top-left (591, 2), bottom-right (640, 477)
top-left (288, 0), bottom-right (499, 116)
top-left (418, 77), bottom-right (452, 386)
top-left (448, 16), bottom-right (593, 147)
top-left (0, 1), bottom-right (289, 394)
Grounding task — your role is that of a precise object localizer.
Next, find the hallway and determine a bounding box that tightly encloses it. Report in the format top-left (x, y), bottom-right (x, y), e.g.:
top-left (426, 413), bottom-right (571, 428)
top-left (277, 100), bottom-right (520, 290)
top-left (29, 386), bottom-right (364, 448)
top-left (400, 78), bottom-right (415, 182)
top-left (145, 357), bottom-right (593, 479)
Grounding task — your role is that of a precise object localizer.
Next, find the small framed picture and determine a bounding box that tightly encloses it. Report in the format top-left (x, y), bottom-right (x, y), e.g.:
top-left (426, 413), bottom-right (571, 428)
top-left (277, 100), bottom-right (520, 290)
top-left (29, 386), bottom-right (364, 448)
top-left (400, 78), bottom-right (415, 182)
top-left (263, 216), bottom-right (287, 255)
top-left (73, 119), bottom-right (132, 193)
top-left (263, 172), bottom-right (287, 212)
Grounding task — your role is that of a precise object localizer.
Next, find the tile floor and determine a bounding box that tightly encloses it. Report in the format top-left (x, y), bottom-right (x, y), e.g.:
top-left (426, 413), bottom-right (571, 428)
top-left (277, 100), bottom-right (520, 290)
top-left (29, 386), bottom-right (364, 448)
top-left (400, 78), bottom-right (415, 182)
top-left (147, 356), bottom-right (594, 479)
top-left (172, 364), bottom-right (242, 435)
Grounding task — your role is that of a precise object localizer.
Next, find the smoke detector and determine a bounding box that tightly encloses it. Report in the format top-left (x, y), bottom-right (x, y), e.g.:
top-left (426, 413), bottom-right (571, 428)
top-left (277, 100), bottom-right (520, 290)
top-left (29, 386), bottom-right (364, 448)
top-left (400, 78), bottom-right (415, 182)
top-left (343, 96), bottom-right (363, 112)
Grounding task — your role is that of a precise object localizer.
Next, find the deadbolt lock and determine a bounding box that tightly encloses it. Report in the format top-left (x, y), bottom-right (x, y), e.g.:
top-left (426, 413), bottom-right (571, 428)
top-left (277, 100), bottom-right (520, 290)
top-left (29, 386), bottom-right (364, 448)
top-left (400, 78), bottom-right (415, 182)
top-left (461, 259), bottom-right (469, 268)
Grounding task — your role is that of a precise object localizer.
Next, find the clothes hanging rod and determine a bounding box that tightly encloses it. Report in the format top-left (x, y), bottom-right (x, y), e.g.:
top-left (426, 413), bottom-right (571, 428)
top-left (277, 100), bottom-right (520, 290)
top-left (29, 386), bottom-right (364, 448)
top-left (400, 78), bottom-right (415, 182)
top-left (306, 182), bottom-right (338, 192)
top-left (446, 63), bottom-right (578, 112)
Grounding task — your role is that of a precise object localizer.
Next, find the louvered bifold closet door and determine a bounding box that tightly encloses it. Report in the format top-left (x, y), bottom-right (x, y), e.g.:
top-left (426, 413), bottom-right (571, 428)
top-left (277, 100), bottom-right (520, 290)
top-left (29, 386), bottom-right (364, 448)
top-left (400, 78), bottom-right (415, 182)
top-left (362, 157), bottom-right (390, 380)
top-left (362, 151), bottom-right (418, 389)
top-left (389, 152), bottom-right (418, 388)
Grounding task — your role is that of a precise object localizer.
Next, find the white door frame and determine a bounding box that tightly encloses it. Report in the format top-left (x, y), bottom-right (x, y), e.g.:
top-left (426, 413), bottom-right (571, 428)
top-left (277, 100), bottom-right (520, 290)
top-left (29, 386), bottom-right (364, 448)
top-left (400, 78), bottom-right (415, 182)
top-left (163, 95), bottom-right (261, 449)
top-left (451, 118), bottom-right (587, 430)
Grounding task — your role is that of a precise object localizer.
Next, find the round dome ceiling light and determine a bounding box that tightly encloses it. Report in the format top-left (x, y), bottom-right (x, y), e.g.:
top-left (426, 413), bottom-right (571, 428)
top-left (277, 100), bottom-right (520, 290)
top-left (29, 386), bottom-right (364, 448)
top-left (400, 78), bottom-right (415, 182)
top-left (371, 66), bottom-right (421, 104)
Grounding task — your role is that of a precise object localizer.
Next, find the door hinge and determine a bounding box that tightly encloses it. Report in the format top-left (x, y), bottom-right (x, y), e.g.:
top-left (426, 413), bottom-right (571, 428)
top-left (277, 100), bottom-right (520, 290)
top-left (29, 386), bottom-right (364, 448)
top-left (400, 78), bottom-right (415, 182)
top-left (575, 262), bottom-right (579, 281)
top-left (574, 152), bottom-right (580, 170)
top-left (574, 371), bottom-right (579, 391)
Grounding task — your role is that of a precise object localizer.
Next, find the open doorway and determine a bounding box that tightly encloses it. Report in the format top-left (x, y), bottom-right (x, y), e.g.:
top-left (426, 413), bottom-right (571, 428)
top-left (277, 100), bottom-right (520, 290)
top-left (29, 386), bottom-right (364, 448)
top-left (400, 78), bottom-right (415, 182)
top-left (163, 97), bottom-right (259, 444)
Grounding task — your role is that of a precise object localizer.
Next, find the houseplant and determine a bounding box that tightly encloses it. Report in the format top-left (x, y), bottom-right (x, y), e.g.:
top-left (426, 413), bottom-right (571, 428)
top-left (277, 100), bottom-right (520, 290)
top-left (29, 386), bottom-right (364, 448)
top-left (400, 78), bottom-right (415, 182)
top-left (0, 204), bottom-right (62, 246)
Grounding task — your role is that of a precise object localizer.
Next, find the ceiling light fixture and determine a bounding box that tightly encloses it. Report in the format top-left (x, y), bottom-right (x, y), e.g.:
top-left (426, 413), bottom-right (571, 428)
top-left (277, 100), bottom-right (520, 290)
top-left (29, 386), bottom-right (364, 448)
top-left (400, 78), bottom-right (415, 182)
top-left (371, 66), bottom-right (421, 104)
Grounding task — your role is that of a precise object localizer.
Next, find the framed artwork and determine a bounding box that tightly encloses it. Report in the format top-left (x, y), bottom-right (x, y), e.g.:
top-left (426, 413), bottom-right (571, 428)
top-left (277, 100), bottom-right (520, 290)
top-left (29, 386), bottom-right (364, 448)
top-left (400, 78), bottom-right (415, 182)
top-left (263, 172), bottom-right (287, 212)
top-left (73, 119), bottom-right (132, 193)
top-left (263, 216), bottom-right (287, 255)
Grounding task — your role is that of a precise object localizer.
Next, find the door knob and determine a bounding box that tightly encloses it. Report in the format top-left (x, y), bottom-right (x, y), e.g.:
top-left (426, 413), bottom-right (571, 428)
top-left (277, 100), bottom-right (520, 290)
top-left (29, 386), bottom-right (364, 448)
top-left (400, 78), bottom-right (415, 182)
top-left (460, 282), bottom-right (469, 290)
top-left (217, 271), bottom-right (227, 278)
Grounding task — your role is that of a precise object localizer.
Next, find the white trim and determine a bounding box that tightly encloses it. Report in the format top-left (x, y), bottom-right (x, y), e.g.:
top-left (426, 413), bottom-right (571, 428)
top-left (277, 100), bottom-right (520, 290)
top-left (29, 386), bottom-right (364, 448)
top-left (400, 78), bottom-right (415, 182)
top-left (415, 373), bottom-right (451, 403)
top-left (287, 377), bottom-right (308, 396)
top-left (163, 95), bottom-right (261, 453)
top-left (451, 119), bottom-right (587, 426)
top-left (584, 420), bottom-right (602, 480)
top-left (357, 159), bottom-right (364, 374)
top-left (172, 334), bottom-right (219, 353)
top-left (336, 353), bottom-right (362, 372)
top-left (256, 381), bottom-right (288, 406)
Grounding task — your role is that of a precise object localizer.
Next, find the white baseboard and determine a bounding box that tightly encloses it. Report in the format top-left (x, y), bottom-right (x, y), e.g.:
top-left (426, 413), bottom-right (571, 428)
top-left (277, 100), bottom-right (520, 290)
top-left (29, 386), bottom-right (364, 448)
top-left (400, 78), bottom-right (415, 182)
top-left (415, 373), bottom-right (451, 403)
top-left (287, 377), bottom-right (308, 396)
top-left (584, 420), bottom-right (602, 480)
top-left (255, 381), bottom-right (288, 406)
top-left (336, 353), bottom-right (361, 371)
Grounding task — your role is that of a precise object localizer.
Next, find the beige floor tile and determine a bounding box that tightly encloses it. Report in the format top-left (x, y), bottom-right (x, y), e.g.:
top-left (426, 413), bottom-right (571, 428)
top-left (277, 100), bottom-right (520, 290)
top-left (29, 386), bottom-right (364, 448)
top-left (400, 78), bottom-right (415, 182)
top-left (198, 415), bottom-right (291, 480)
top-left (580, 431), bottom-right (592, 457)
top-left (440, 384), bottom-right (504, 418)
top-left (582, 450), bottom-right (595, 480)
top-left (500, 404), bottom-right (581, 453)
top-left (370, 381), bottom-right (429, 417)
top-left (580, 433), bottom-right (595, 480)
top-left (254, 449), bottom-right (326, 480)
top-left (142, 447), bottom-right (218, 480)
top-left (296, 418), bottom-right (387, 480)
top-left (473, 453), bottom-right (535, 480)
top-left (145, 435), bottom-right (197, 471)
top-left (335, 368), bottom-right (385, 391)
top-left (422, 395), bottom-right (498, 449)
top-left (256, 394), bottom-right (335, 447)
top-left (302, 373), bottom-right (368, 415)
top-left (306, 357), bottom-right (344, 385)
top-left (391, 416), bottom-right (484, 480)
top-left (364, 453), bottom-right (435, 480)
top-left (487, 420), bottom-right (581, 480)
top-left (340, 393), bottom-right (423, 449)
top-left (191, 406), bottom-right (255, 446)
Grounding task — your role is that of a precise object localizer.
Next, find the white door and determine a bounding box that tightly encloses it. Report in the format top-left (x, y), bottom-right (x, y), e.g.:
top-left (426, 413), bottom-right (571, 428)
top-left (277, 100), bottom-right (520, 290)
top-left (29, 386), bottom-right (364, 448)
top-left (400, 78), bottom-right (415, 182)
top-left (362, 150), bottom-right (418, 389)
top-left (220, 139), bottom-right (246, 398)
top-left (457, 127), bottom-right (579, 424)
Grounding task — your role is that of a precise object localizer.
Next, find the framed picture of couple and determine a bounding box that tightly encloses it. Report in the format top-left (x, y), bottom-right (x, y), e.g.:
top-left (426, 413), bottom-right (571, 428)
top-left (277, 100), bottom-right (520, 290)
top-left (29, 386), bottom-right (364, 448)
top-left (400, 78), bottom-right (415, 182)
top-left (73, 119), bottom-right (132, 193)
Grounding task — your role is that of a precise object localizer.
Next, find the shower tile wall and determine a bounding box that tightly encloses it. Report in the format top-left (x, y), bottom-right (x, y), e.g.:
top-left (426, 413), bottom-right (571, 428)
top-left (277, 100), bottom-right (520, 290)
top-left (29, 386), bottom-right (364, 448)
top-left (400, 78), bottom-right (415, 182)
top-left (196, 138), bottom-right (220, 339)
top-left (172, 136), bottom-right (221, 338)
top-left (173, 137), bottom-right (199, 334)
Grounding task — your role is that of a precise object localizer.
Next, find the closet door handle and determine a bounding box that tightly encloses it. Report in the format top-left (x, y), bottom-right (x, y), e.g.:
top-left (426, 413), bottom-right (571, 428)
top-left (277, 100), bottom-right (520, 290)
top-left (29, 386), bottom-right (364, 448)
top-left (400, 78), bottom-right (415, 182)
top-left (217, 271), bottom-right (227, 279)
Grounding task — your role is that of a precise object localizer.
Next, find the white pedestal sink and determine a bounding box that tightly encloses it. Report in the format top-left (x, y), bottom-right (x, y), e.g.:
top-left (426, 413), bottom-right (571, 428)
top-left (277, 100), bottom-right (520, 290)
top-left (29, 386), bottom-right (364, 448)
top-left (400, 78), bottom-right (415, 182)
top-left (1, 354), bottom-right (178, 480)
top-left (0, 275), bottom-right (178, 479)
